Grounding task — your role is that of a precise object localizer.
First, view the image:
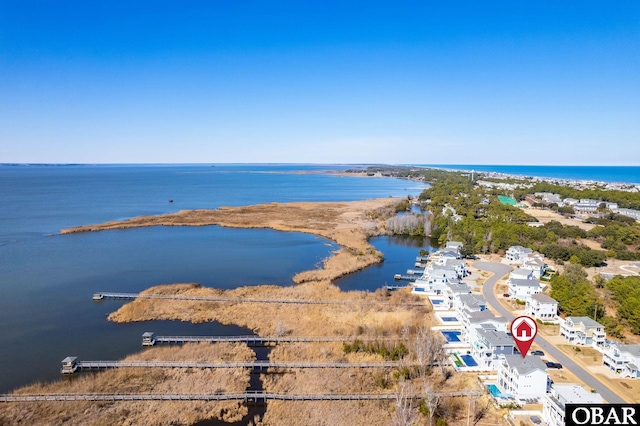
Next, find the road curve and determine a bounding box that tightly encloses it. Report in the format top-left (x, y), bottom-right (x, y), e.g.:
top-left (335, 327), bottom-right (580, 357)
top-left (474, 261), bottom-right (626, 404)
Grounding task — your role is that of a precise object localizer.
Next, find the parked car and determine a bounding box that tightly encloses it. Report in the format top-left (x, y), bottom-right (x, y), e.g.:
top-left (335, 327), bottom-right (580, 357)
top-left (531, 350), bottom-right (545, 356)
top-left (546, 361), bottom-right (563, 369)
top-left (503, 293), bottom-right (510, 298)
top-left (530, 416), bottom-right (542, 425)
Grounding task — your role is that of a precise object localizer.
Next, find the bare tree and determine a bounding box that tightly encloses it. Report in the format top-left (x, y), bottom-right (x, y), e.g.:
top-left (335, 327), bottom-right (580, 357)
top-left (392, 378), bottom-right (418, 426)
top-left (422, 382), bottom-right (440, 426)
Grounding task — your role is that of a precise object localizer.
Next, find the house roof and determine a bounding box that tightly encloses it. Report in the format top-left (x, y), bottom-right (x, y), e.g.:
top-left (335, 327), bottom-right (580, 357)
top-left (510, 278), bottom-right (542, 288)
top-left (478, 329), bottom-right (514, 347)
top-left (616, 344), bottom-right (640, 358)
top-left (511, 268), bottom-right (533, 277)
top-left (566, 316), bottom-right (603, 328)
top-left (508, 246), bottom-right (533, 253)
top-left (502, 354), bottom-right (547, 375)
top-left (447, 283), bottom-right (471, 294)
top-left (468, 310), bottom-right (501, 324)
top-left (531, 293), bottom-right (557, 304)
top-left (524, 258), bottom-right (546, 267)
top-left (458, 294), bottom-right (486, 310)
top-left (553, 384), bottom-right (603, 404)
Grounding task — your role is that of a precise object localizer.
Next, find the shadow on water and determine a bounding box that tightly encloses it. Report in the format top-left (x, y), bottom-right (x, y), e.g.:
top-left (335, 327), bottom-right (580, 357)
top-left (193, 346), bottom-right (273, 426)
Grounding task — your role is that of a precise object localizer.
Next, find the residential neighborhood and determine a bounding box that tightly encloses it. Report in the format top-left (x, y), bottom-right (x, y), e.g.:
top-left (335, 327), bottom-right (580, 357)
top-left (398, 240), bottom-right (637, 425)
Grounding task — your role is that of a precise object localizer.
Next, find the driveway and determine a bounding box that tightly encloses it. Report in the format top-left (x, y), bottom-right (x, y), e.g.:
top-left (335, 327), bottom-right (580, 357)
top-left (474, 261), bottom-right (625, 403)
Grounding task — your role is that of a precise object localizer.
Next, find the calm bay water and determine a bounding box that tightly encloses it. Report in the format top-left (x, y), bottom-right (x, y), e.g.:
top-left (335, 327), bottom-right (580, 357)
top-left (0, 164), bottom-right (428, 393)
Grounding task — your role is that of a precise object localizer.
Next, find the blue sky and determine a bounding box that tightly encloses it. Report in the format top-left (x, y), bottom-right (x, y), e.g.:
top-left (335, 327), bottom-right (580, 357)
top-left (1, 1), bottom-right (639, 164)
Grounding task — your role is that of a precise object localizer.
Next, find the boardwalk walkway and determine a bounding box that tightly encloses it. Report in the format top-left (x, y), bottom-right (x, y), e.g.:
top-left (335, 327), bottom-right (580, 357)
top-left (64, 360), bottom-right (406, 374)
top-left (93, 292), bottom-right (426, 306)
top-left (0, 391), bottom-right (483, 403)
top-left (145, 334), bottom-right (398, 346)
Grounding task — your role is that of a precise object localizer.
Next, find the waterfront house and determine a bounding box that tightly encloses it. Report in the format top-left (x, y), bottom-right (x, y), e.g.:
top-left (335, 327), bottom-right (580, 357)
top-left (559, 316), bottom-right (606, 346)
top-left (602, 342), bottom-right (640, 378)
top-left (455, 294), bottom-right (487, 317)
top-left (439, 258), bottom-right (469, 278)
top-left (506, 246), bottom-right (533, 264)
top-left (497, 355), bottom-right (549, 402)
top-left (471, 329), bottom-right (517, 369)
top-left (464, 312), bottom-right (508, 345)
top-left (525, 293), bottom-right (558, 322)
top-left (508, 278), bottom-right (543, 301)
top-left (412, 266), bottom-right (460, 295)
top-left (542, 384), bottom-right (603, 426)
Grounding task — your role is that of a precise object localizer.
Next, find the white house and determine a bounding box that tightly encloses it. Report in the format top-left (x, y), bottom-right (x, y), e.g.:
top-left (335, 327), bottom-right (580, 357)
top-left (559, 316), bottom-right (606, 346)
top-left (506, 246), bottom-right (533, 264)
top-left (412, 266), bottom-right (460, 295)
top-left (542, 384), bottom-right (603, 426)
top-left (521, 256), bottom-right (546, 279)
top-left (465, 314), bottom-right (508, 347)
top-left (455, 294), bottom-right (487, 317)
top-left (573, 199), bottom-right (599, 214)
top-left (509, 268), bottom-right (534, 281)
top-left (440, 258), bottom-right (469, 278)
top-left (508, 278), bottom-right (543, 301)
top-left (525, 293), bottom-right (558, 322)
top-left (497, 355), bottom-right (549, 402)
top-left (602, 343), bottom-right (640, 378)
top-left (471, 329), bottom-right (517, 369)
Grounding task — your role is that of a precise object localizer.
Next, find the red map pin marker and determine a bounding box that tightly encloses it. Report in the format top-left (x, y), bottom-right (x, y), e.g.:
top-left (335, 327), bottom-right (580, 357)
top-left (510, 316), bottom-right (538, 358)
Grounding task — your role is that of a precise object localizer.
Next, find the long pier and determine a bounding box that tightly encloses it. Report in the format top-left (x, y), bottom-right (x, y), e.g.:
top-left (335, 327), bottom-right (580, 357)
top-left (0, 390), bottom-right (484, 403)
top-left (92, 292), bottom-right (427, 306)
top-left (62, 360), bottom-right (406, 374)
top-left (143, 333), bottom-right (399, 347)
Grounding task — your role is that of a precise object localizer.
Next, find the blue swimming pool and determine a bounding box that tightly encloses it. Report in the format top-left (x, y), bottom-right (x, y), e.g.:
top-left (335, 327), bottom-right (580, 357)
top-left (441, 316), bottom-right (458, 322)
top-left (441, 331), bottom-right (461, 342)
top-left (487, 384), bottom-right (503, 398)
top-left (461, 354), bottom-right (478, 367)
top-left (431, 299), bottom-right (442, 304)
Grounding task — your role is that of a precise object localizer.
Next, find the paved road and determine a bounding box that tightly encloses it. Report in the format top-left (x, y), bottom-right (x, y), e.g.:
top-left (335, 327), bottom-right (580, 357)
top-left (474, 261), bottom-right (626, 404)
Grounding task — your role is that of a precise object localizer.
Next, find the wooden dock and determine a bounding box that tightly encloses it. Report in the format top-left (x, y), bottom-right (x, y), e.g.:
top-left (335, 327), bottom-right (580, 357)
top-left (92, 292), bottom-right (427, 306)
top-left (393, 274), bottom-right (417, 281)
top-left (0, 390), bottom-right (483, 403)
top-left (142, 332), bottom-right (398, 347)
top-left (383, 284), bottom-right (411, 291)
top-left (62, 359), bottom-right (406, 374)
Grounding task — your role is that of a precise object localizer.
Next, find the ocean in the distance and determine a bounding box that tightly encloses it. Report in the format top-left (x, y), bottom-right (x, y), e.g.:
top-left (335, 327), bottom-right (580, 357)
top-left (419, 164), bottom-right (640, 184)
top-left (0, 164), bottom-right (429, 393)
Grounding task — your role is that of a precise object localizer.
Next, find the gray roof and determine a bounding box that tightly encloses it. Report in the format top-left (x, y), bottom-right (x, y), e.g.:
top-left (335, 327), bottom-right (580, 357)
top-left (502, 354), bottom-right (547, 375)
top-left (617, 344), bottom-right (640, 358)
top-left (511, 268), bottom-right (533, 276)
top-left (510, 278), bottom-right (541, 288)
top-left (531, 293), bottom-right (557, 304)
top-left (447, 283), bottom-right (471, 294)
top-left (478, 329), bottom-right (514, 347)
top-left (566, 316), bottom-right (603, 328)
top-left (468, 310), bottom-right (500, 324)
top-left (458, 294), bottom-right (486, 310)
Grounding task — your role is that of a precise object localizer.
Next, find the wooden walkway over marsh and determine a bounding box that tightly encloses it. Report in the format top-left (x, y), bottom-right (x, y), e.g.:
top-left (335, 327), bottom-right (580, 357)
top-left (0, 390), bottom-right (483, 403)
top-left (142, 332), bottom-right (399, 347)
top-left (92, 292), bottom-right (427, 306)
top-left (62, 359), bottom-right (407, 374)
